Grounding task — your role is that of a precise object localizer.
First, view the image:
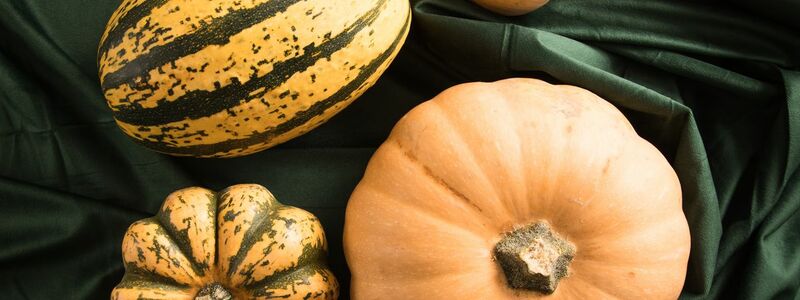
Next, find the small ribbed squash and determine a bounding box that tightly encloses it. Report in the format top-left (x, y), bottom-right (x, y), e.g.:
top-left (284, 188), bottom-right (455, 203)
top-left (473, 0), bottom-right (549, 15)
top-left (344, 78), bottom-right (691, 299)
top-left (98, 0), bottom-right (410, 158)
top-left (112, 184), bottom-right (338, 300)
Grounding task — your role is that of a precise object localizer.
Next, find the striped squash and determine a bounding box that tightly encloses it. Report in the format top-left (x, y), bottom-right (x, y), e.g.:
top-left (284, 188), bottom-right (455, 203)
top-left (112, 184), bottom-right (338, 300)
top-left (98, 0), bottom-right (411, 157)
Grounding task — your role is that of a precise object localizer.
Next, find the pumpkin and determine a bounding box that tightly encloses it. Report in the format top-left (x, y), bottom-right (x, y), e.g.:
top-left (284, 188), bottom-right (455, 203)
top-left (112, 184), bottom-right (338, 300)
top-left (343, 78), bottom-right (691, 299)
top-left (97, 0), bottom-right (410, 158)
top-left (473, 0), bottom-right (549, 16)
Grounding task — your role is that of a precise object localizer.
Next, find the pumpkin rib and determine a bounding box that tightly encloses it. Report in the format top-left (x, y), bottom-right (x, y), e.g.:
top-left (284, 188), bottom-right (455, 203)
top-left (576, 262), bottom-right (685, 299)
top-left (346, 186), bottom-right (498, 286)
top-left (241, 243), bottom-right (328, 289)
top-left (562, 275), bottom-right (621, 300)
top-left (153, 216), bottom-right (209, 279)
top-left (218, 198), bottom-right (279, 280)
top-left (491, 89), bottom-right (529, 223)
top-left (531, 105), bottom-right (572, 228)
top-left (391, 99), bottom-right (512, 226)
top-left (355, 182), bottom-right (488, 242)
top-left (553, 143), bottom-right (683, 241)
top-left (357, 264), bottom-right (492, 285)
top-left (221, 206), bottom-right (279, 282)
top-left (502, 80), bottom-right (586, 225)
top-left (118, 264), bottom-right (193, 290)
top-left (428, 100), bottom-right (511, 219)
top-left (568, 260), bottom-right (686, 299)
top-left (351, 267), bottom-right (503, 299)
top-left (111, 287), bottom-right (195, 300)
top-left (541, 81), bottom-right (634, 225)
top-left (121, 218), bottom-right (204, 286)
top-left (392, 139), bottom-right (485, 217)
top-left (155, 189), bottom-right (218, 280)
top-left (573, 215), bottom-right (691, 266)
top-left (376, 140), bottom-right (492, 234)
top-left (245, 262), bottom-right (321, 291)
top-left (495, 80), bottom-right (572, 224)
top-left (247, 265), bottom-right (338, 300)
top-left (490, 80), bottom-right (668, 240)
top-left (572, 204), bottom-right (684, 251)
top-left (231, 206), bottom-right (329, 287)
top-left (113, 270), bottom-right (196, 297)
top-left (459, 84), bottom-right (547, 224)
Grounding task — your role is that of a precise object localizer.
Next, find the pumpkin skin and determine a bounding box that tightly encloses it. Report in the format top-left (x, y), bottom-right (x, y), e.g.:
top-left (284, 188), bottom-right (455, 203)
top-left (343, 78), bottom-right (691, 299)
top-left (112, 184), bottom-right (338, 300)
top-left (473, 0), bottom-right (549, 16)
top-left (97, 0), bottom-right (410, 158)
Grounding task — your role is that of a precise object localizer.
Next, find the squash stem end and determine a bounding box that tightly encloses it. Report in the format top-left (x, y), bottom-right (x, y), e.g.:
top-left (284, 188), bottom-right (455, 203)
top-left (494, 221), bottom-right (575, 294)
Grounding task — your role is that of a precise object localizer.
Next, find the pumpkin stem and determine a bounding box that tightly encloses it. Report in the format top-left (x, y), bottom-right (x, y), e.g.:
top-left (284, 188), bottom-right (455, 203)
top-left (195, 283), bottom-right (232, 300)
top-left (493, 221), bottom-right (575, 294)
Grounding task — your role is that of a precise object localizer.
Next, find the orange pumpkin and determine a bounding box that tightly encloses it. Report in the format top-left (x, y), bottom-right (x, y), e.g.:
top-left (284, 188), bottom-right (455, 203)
top-left (344, 78), bottom-right (691, 299)
top-left (112, 184), bottom-right (338, 300)
top-left (473, 0), bottom-right (549, 16)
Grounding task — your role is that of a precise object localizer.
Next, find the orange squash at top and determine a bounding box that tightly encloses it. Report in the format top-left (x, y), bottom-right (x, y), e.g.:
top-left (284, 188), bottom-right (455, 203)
top-left (473, 0), bottom-right (549, 16)
top-left (344, 78), bottom-right (691, 299)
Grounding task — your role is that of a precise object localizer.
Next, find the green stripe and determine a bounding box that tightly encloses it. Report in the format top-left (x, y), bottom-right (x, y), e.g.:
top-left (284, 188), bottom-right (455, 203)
top-left (101, 0), bottom-right (304, 90)
top-left (124, 218), bottom-right (200, 284)
top-left (108, 0), bottom-right (388, 126)
top-left (234, 207), bottom-right (327, 287)
top-left (132, 10), bottom-right (410, 157)
top-left (218, 190), bottom-right (276, 278)
top-left (243, 241), bottom-right (328, 289)
top-left (99, 0), bottom-right (170, 62)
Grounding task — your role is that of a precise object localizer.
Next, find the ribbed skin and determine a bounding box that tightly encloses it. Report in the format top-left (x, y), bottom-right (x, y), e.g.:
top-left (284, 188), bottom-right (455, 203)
top-left (98, 0), bottom-right (411, 157)
top-left (111, 184), bottom-right (338, 300)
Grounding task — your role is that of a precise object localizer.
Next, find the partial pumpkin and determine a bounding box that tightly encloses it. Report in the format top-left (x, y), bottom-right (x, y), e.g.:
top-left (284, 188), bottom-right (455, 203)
top-left (473, 0), bottom-right (549, 16)
top-left (98, 0), bottom-right (410, 157)
top-left (112, 184), bottom-right (338, 300)
top-left (344, 78), bottom-right (691, 299)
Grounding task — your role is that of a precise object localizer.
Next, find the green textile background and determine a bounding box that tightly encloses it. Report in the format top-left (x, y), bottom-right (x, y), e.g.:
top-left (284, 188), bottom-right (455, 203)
top-left (0, 0), bottom-right (798, 299)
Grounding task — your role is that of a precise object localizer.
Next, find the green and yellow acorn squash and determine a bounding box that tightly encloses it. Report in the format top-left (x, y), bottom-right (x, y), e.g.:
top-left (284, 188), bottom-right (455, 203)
top-left (112, 184), bottom-right (337, 300)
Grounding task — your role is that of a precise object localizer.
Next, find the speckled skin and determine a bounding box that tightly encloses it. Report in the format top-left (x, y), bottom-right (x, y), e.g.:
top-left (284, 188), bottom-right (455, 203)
top-left (98, 0), bottom-right (410, 157)
top-left (111, 184), bottom-right (338, 300)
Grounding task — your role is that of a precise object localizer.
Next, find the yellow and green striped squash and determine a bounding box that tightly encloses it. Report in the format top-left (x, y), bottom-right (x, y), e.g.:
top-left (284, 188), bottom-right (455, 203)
top-left (111, 184), bottom-right (338, 300)
top-left (98, 0), bottom-right (411, 157)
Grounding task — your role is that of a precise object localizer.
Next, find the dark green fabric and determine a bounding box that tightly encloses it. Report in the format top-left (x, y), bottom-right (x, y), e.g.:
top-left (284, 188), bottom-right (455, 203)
top-left (0, 0), bottom-right (797, 299)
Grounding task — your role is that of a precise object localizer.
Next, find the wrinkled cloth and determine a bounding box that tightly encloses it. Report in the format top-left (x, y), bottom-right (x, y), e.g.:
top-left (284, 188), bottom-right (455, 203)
top-left (0, 0), bottom-right (798, 298)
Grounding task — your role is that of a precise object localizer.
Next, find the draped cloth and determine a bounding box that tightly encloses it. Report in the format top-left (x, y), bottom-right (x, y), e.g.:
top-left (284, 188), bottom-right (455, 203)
top-left (1, 0), bottom-right (798, 298)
